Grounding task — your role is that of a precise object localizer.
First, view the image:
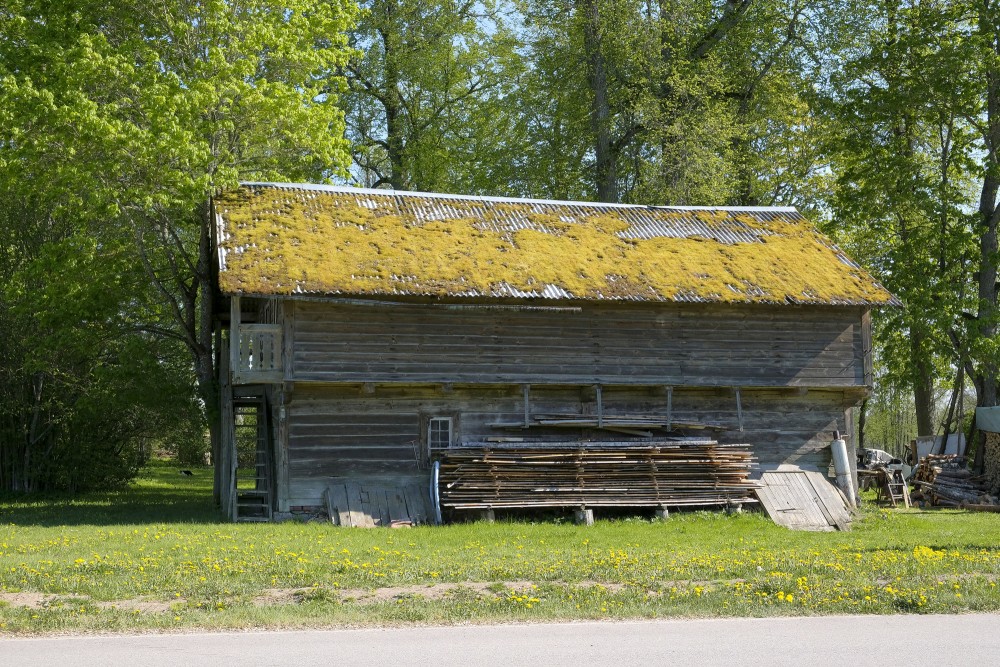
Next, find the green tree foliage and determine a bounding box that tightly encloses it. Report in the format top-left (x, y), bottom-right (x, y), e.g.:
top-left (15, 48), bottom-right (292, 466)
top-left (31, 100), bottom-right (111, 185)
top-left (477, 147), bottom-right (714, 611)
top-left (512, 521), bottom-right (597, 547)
top-left (819, 0), bottom-right (999, 450)
top-left (0, 0), bottom-right (357, 493)
top-left (344, 0), bottom-right (520, 191)
top-left (0, 191), bottom-right (203, 491)
top-left (514, 0), bottom-right (824, 206)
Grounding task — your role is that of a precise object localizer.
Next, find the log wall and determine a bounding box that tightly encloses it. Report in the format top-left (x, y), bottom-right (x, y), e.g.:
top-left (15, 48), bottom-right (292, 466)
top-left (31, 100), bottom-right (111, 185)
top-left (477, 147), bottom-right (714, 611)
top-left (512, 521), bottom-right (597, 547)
top-left (290, 301), bottom-right (868, 387)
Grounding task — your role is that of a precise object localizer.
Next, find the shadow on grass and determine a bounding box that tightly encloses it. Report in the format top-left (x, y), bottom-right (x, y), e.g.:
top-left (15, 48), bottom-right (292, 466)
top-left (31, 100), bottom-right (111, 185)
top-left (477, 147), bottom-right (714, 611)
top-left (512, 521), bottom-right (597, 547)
top-left (0, 461), bottom-right (224, 526)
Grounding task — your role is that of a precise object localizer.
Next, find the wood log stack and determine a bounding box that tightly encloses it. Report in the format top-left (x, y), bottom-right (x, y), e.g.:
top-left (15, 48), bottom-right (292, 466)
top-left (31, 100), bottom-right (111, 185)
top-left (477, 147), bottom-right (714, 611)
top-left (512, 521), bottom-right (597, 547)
top-left (911, 454), bottom-right (999, 507)
top-left (984, 432), bottom-right (1000, 496)
top-left (436, 441), bottom-right (758, 510)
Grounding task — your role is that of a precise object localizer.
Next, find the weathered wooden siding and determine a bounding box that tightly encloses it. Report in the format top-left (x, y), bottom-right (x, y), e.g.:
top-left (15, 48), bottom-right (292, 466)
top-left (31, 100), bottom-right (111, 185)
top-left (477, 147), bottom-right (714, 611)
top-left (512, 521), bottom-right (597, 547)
top-left (291, 301), bottom-right (867, 387)
top-left (284, 385), bottom-right (849, 508)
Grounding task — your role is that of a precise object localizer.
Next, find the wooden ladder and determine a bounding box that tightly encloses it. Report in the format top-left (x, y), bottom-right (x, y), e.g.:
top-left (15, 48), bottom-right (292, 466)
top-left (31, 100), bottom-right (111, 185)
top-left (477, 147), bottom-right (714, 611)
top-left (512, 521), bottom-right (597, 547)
top-left (879, 468), bottom-right (911, 508)
top-left (232, 393), bottom-right (274, 522)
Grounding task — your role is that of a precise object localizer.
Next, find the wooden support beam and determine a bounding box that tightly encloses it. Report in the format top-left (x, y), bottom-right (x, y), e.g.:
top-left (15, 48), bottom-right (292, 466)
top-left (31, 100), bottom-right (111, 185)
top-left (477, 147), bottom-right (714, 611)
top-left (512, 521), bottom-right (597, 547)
top-left (666, 386), bottom-right (673, 431)
top-left (229, 295), bottom-right (241, 384)
top-left (596, 384), bottom-right (603, 428)
top-left (522, 384), bottom-right (531, 428)
top-left (735, 387), bottom-right (744, 432)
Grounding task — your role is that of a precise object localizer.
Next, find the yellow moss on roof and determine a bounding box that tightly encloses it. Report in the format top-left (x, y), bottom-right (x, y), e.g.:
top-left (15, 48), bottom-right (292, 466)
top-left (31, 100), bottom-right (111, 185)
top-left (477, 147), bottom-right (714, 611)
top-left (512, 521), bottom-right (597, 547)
top-left (214, 186), bottom-right (896, 305)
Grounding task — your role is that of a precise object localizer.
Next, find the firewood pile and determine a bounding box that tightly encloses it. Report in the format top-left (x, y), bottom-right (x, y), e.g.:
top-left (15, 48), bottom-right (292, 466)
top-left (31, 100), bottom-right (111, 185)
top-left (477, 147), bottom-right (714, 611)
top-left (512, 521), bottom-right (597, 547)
top-left (910, 455), bottom-right (999, 507)
top-left (985, 432), bottom-right (1000, 496)
top-left (436, 441), bottom-right (758, 510)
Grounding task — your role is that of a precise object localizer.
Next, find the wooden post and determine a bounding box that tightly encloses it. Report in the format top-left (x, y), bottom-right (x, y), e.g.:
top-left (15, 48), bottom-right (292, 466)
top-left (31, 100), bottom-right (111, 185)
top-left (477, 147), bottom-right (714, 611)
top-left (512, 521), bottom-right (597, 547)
top-left (665, 386), bottom-right (673, 431)
top-left (596, 384), bottom-right (603, 428)
top-left (522, 384), bottom-right (531, 428)
top-left (282, 299), bottom-right (293, 382)
top-left (574, 507), bottom-right (594, 526)
top-left (735, 387), bottom-right (744, 432)
top-left (275, 397), bottom-right (290, 513)
top-left (230, 295), bottom-right (241, 385)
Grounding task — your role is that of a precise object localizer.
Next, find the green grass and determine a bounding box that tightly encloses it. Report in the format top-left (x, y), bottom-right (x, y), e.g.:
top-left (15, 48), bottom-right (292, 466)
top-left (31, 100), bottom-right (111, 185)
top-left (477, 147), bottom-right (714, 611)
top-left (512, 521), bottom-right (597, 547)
top-left (1, 460), bottom-right (999, 634)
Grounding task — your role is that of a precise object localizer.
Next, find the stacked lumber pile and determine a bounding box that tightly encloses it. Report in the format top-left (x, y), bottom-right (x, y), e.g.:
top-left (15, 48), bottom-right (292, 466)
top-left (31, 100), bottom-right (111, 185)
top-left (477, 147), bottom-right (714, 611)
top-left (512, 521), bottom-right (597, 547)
top-left (911, 455), bottom-right (999, 507)
top-left (985, 432), bottom-right (1000, 495)
top-left (436, 441), bottom-right (758, 510)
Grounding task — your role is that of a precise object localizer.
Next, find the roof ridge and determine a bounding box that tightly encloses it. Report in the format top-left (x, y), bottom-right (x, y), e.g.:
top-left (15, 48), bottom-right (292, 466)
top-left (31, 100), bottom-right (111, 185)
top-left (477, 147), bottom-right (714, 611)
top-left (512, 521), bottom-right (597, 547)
top-left (238, 181), bottom-right (800, 213)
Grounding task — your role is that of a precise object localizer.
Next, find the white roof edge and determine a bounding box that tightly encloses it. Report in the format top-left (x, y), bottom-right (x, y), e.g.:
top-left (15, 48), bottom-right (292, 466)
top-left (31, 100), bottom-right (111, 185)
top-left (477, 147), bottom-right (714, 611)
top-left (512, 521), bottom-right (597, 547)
top-left (237, 181), bottom-right (800, 213)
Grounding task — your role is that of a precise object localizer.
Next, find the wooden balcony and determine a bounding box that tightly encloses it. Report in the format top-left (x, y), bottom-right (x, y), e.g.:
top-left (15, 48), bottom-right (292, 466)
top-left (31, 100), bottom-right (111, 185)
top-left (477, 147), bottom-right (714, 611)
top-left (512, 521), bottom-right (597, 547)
top-left (233, 323), bottom-right (283, 384)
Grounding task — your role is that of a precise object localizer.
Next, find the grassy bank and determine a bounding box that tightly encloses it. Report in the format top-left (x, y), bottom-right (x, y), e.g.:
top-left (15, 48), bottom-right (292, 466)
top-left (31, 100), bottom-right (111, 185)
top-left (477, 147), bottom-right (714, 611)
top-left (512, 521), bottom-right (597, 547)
top-left (1, 461), bottom-right (999, 634)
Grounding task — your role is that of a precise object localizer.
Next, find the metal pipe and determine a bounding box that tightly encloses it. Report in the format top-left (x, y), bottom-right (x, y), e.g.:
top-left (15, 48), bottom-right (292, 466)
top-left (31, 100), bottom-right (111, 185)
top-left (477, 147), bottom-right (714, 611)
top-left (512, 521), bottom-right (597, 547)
top-left (831, 430), bottom-right (856, 508)
top-left (430, 460), bottom-right (443, 525)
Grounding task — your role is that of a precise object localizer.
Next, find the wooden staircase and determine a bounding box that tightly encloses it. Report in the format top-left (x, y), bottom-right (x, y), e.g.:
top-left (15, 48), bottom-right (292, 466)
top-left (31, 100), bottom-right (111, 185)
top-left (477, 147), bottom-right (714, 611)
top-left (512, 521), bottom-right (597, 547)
top-left (232, 391), bottom-right (274, 522)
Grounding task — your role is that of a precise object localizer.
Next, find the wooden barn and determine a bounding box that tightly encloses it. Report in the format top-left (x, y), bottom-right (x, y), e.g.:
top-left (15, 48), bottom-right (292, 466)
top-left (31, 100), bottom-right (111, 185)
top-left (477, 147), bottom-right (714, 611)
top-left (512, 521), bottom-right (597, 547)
top-left (211, 183), bottom-right (897, 524)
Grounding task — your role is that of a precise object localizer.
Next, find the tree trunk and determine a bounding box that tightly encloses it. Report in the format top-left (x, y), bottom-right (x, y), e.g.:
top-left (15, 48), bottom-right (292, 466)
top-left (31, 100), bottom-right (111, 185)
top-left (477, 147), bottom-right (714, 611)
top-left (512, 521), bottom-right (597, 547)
top-left (972, 3), bottom-right (1000, 472)
top-left (195, 200), bottom-right (221, 505)
top-left (581, 0), bottom-right (618, 203)
top-left (378, 5), bottom-right (409, 191)
top-left (910, 327), bottom-right (936, 436)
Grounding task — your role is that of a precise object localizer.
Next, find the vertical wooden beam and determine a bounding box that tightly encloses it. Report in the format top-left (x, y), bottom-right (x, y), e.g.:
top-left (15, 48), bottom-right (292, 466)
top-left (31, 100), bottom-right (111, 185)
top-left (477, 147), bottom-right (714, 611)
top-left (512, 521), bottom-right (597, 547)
top-left (282, 300), bottom-right (293, 381)
top-left (735, 387), bottom-right (744, 432)
top-left (522, 384), bottom-right (531, 428)
top-left (861, 309), bottom-right (874, 387)
top-left (665, 386), bottom-right (673, 431)
top-left (275, 396), bottom-right (290, 513)
top-left (230, 295), bottom-right (241, 384)
top-left (596, 384), bottom-right (603, 428)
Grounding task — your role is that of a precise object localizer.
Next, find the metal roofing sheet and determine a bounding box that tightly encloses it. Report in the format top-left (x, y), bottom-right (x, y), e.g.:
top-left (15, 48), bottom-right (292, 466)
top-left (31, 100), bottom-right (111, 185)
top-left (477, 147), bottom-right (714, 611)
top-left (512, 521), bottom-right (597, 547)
top-left (214, 183), bottom-right (899, 306)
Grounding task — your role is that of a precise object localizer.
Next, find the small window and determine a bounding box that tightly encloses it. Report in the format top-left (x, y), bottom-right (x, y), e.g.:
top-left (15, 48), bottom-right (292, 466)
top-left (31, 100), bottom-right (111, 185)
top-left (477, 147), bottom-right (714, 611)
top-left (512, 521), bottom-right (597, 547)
top-left (427, 417), bottom-right (453, 452)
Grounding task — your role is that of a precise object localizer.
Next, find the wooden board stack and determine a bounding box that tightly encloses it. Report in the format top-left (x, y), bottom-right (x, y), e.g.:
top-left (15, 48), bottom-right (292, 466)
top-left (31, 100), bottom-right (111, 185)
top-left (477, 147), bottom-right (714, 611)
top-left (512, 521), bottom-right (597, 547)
top-left (911, 454), bottom-right (999, 507)
top-left (436, 441), bottom-right (758, 510)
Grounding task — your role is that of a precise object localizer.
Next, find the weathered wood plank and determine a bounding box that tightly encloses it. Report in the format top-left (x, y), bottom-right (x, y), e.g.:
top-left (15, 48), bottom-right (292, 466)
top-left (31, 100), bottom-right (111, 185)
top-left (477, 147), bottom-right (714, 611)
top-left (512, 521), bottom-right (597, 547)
top-left (290, 301), bottom-right (865, 388)
top-left (756, 470), bottom-right (842, 531)
top-left (387, 487), bottom-right (408, 524)
top-left (804, 471), bottom-right (852, 531)
top-left (403, 485), bottom-right (428, 524)
top-left (344, 482), bottom-right (365, 528)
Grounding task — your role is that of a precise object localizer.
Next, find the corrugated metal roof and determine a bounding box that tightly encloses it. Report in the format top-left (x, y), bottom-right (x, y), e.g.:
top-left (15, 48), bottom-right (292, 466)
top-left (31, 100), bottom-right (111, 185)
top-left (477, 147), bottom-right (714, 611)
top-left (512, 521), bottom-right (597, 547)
top-left (214, 183), bottom-right (899, 306)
